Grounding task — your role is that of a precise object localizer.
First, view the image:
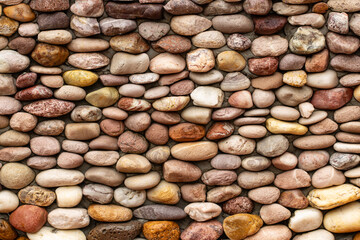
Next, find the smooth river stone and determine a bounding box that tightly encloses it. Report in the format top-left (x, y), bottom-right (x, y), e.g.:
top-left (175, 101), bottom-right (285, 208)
top-left (139, 22), bottom-right (170, 41)
top-left (134, 205), bottom-right (186, 220)
top-left (327, 0), bottom-right (360, 12)
top-left (18, 186), bottom-right (55, 207)
top-left (288, 13), bottom-right (325, 28)
top-left (0, 50), bottom-right (30, 73)
top-left (253, 14), bottom-right (287, 35)
top-left (110, 53), bottom-right (149, 75)
top-left (275, 85), bottom-right (313, 106)
top-left (308, 184), bottom-right (360, 210)
top-left (306, 70), bottom-right (338, 89)
top-left (99, 18), bottom-right (137, 36)
top-left (181, 220), bottom-right (223, 240)
top-left (273, 2), bottom-right (308, 16)
top-left (190, 86), bottom-right (224, 108)
top-left (294, 135), bottom-right (336, 150)
top-left (169, 123), bottom-right (205, 142)
top-left (219, 135), bottom-right (255, 155)
top-left (48, 208), bottom-right (89, 230)
top-left (324, 202), bottom-right (360, 233)
top-left (192, 31), bottom-right (226, 49)
top-left (288, 207), bottom-right (323, 233)
top-left (15, 85), bottom-right (53, 101)
top-left (257, 135), bottom-right (289, 157)
top-left (68, 53), bottom-right (109, 70)
top-left (170, 15), bottom-right (212, 36)
top-left (251, 35), bottom-right (288, 57)
top-left (212, 14), bottom-right (254, 34)
top-left (0, 147), bottom-right (31, 162)
top-left (293, 229), bottom-right (334, 240)
top-left (70, 0), bottom-right (104, 17)
top-left (153, 96), bottom-right (190, 111)
top-left (327, 32), bottom-right (359, 54)
top-left (150, 53), bottom-right (186, 74)
top-left (171, 141), bottom-right (218, 161)
top-left (330, 54), bottom-right (360, 72)
top-left (67, 38), bottom-right (109, 52)
top-left (0, 163), bottom-right (35, 189)
top-left (23, 99), bottom-right (75, 118)
top-left (275, 169), bottom-right (311, 189)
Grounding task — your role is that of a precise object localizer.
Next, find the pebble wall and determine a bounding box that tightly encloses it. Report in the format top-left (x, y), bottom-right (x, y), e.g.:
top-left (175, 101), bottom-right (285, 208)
top-left (0, 0), bottom-right (360, 239)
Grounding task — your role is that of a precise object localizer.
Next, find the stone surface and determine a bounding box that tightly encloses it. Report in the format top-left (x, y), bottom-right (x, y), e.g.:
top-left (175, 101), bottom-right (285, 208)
top-left (223, 214), bottom-right (263, 240)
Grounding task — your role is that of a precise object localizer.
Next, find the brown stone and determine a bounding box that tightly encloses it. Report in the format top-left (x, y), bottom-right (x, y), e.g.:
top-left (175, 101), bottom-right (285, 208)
top-left (151, 111), bottom-right (181, 125)
top-left (110, 33), bottom-right (149, 54)
top-left (117, 131), bottom-right (148, 154)
top-left (31, 43), bottom-right (69, 67)
top-left (15, 85), bottom-right (53, 101)
top-left (87, 221), bottom-right (142, 240)
top-left (169, 123), bottom-right (205, 142)
top-left (278, 190), bottom-right (309, 209)
top-left (331, 54), bottom-right (360, 72)
top-left (243, 0), bottom-right (272, 15)
top-left (226, 34), bottom-right (252, 51)
top-left (18, 185), bottom-right (56, 207)
top-left (23, 99), bottom-right (75, 118)
top-left (206, 122), bottom-right (234, 140)
top-left (312, 2), bottom-right (328, 13)
top-left (305, 49), bottom-right (329, 73)
top-left (0, 16), bottom-right (19, 37)
top-left (29, 0), bottom-right (69, 12)
top-left (309, 118), bottom-right (338, 135)
top-left (9, 205), bottom-right (47, 233)
top-left (253, 14), bottom-right (287, 35)
top-left (181, 183), bottom-right (206, 202)
top-left (311, 88), bottom-right (353, 110)
top-left (326, 32), bottom-right (360, 55)
top-left (0, 219), bottom-right (17, 240)
top-left (248, 57), bottom-right (278, 76)
top-left (105, 2), bottom-right (163, 20)
top-left (38, 12), bottom-right (70, 30)
top-left (4, 3), bottom-right (36, 22)
top-left (222, 196), bottom-right (254, 215)
top-left (251, 72), bottom-right (283, 90)
top-left (152, 35), bottom-right (191, 54)
top-left (8, 37), bottom-right (36, 55)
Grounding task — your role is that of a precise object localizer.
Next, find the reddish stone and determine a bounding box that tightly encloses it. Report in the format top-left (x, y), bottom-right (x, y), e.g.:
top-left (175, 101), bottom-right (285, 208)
top-left (277, 190), bottom-right (308, 209)
top-left (117, 98), bottom-right (151, 111)
top-left (312, 2), bottom-right (328, 13)
top-left (9, 205), bottom-right (47, 233)
top-left (151, 111), bottom-right (181, 125)
top-left (170, 80), bottom-right (194, 96)
top-left (228, 91), bottom-right (253, 109)
top-left (23, 99), bottom-right (75, 118)
top-left (100, 75), bottom-right (128, 87)
top-left (169, 123), bottom-right (205, 142)
top-left (206, 122), bottom-right (234, 140)
top-left (222, 196), bottom-right (254, 215)
top-left (159, 71), bottom-right (189, 86)
top-left (15, 85), bottom-right (53, 101)
top-left (181, 220), bottom-right (223, 240)
top-left (311, 88), bottom-right (353, 110)
top-left (212, 107), bottom-right (245, 121)
top-left (16, 72), bottom-right (37, 88)
top-left (248, 57), bottom-right (278, 76)
top-left (253, 14), bottom-right (287, 35)
top-left (100, 119), bottom-right (125, 137)
top-left (305, 49), bottom-right (329, 72)
top-left (145, 123), bottom-right (169, 145)
top-left (330, 54), bottom-right (360, 72)
top-left (152, 35), bottom-right (192, 54)
top-left (8, 37), bottom-right (36, 55)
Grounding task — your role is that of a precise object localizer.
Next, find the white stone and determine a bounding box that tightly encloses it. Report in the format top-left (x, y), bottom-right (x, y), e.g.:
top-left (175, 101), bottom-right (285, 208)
top-left (27, 226), bottom-right (86, 240)
top-left (307, 70), bottom-right (339, 89)
top-left (56, 186), bottom-right (83, 208)
top-left (190, 86), bottom-right (224, 108)
top-left (293, 229), bottom-right (335, 240)
top-left (184, 202), bottom-right (222, 221)
top-left (289, 207), bottom-right (323, 233)
top-left (299, 102), bottom-right (314, 118)
top-left (0, 190), bottom-right (19, 213)
top-left (114, 187), bottom-right (146, 208)
top-left (48, 208), bottom-right (90, 229)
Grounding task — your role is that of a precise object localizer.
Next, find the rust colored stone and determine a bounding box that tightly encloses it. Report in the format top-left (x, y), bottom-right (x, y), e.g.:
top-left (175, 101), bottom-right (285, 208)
top-left (31, 43), bottom-right (69, 67)
top-left (248, 57), bottom-right (278, 76)
top-left (16, 72), bottom-right (37, 88)
top-left (206, 122), bottom-right (234, 140)
top-left (152, 35), bottom-right (192, 54)
top-left (23, 99), bottom-right (75, 118)
top-left (312, 2), bottom-right (329, 13)
top-left (278, 190), bottom-right (309, 209)
top-left (311, 88), bottom-right (353, 110)
top-left (305, 49), bottom-right (329, 73)
top-left (15, 85), bottom-right (53, 101)
top-left (253, 14), bottom-right (287, 35)
top-left (169, 123), bottom-right (206, 142)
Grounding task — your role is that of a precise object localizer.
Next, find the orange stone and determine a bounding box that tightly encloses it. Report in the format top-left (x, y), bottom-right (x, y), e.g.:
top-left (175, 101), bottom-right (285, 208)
top-left (143, 221), bottom-right (180, 240)
top-left (305, 49), bottom-right (329, 73)
top-left (0, 219), bottom-right (17, 240)
top-left (312, 2), bottom-right (329, 14)
top-left (4, 4), bottom-right (36, 22)
top-left (354, 233), bottom-right (360, 240)
top-left (31, 43), bottom-right (69, 67)
top-left (223, 213), bottom-right (263, 240)
top-left (169, 123), bottom-right (205, 142)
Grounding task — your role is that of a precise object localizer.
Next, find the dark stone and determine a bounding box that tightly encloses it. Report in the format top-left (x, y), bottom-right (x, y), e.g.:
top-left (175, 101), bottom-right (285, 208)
top-left (87, 221), bottom-right (142, 240)
top-left (134, 205), bottom-right (187, 220)
top-left (37, 12), bottom-right (70, 30)
top-left (253, 14), bottom-right (287, 35)
top-left (222, 196), bottom-right (254, 215)
top-left (248, 57), bottom-right (278, 76)
top-left (8, 37), bottom-right (36, 55)
top-left (105, 2), bottom-right (163, 20)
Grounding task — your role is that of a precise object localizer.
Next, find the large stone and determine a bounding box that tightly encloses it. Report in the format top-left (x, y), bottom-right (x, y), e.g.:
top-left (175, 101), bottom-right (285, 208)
top-left (171, 141), bottom-right (218, 161)
top-left (24, 99), bottom-right (75, 118)
top-left (330, 54), bottom-right (360, 72)
top-left (290, 27), bottom-right (325, 55)
top-left (311, 88), bottom-right (353, 110)
top-left (29, 0), bottom-right (69, 12)
top-left (87, 221), bottom-right (142, 240)
top-left (171, 15), bottom-right (212, 36)
top-left (251, 35), bottom-right (288, 57)
top-left (70, 0), bottom-right (104, 17)
top-left (327, 32), bottom-right (359, 54)
top-left (0, 16), bottom-right (19, 36)
top-left (105, 2), bottom-right (163, 20)
top-left (324, 202), bottom-right (360, 233)
top-left (257, 135), bottom-right (289, 157)
top-left (0, 50), bottom-right (30, 73)
top-left (327, 0), bottom-right (360, 12)
top-left (110, 53), bottom-right (149, 75)
top-left (100, 18), bottom-right (137, 36)
top-left (164, 0), bottom-right (203, 15)
top-left (212, 14), bottom-right (254, 34)
top-left (223, 214), bottom-right (263, 240)
top-left (28, 226), bottom-right (86, 240)
top-left (31, 43), bottom-right (69, 67)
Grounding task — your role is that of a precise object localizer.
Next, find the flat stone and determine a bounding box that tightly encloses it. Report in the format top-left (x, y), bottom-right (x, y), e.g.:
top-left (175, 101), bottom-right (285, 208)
top-left (29, 0), bottom-right (69, 12)
top-left (171, 15), bottom-right (212, 36)
top-left (212, 14), bottom-right (254, 34)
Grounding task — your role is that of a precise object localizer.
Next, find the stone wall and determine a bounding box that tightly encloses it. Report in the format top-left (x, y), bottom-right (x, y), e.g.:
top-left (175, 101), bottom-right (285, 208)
top-left (0, 0), bottom-right (360, 239)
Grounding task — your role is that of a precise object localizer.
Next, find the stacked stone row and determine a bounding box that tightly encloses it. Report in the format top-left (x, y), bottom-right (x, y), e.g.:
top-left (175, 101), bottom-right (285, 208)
top-left (1, 0), bottom-right (360, 239)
